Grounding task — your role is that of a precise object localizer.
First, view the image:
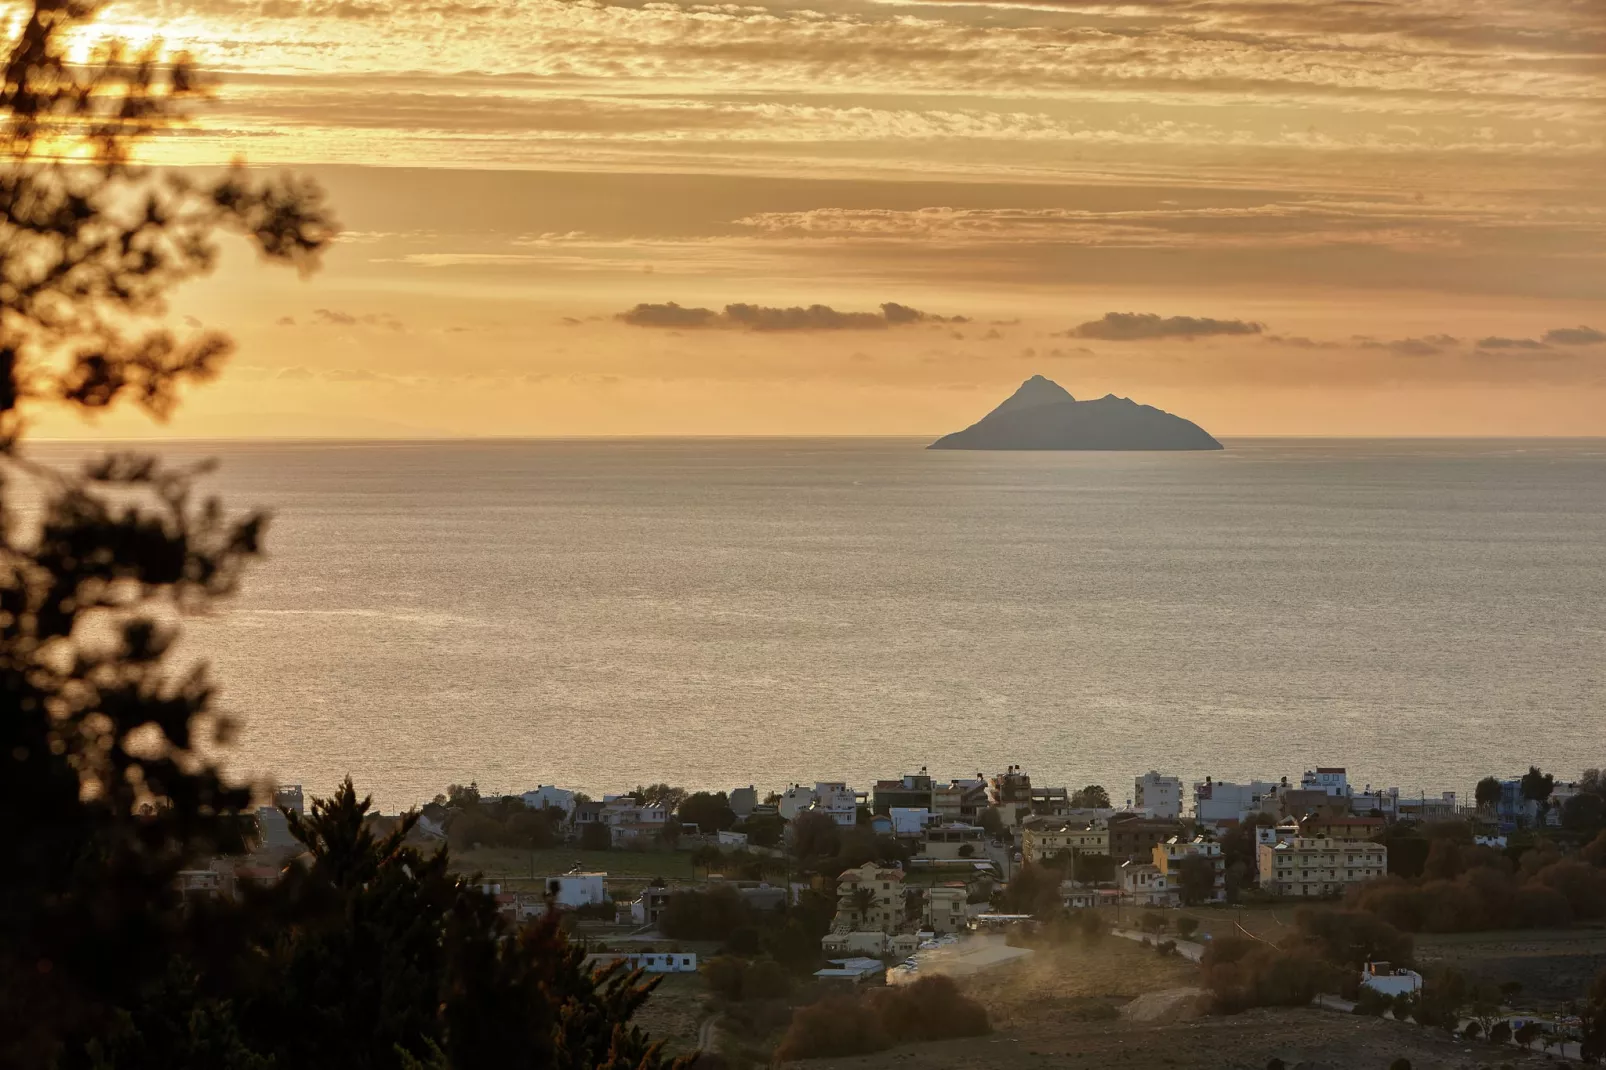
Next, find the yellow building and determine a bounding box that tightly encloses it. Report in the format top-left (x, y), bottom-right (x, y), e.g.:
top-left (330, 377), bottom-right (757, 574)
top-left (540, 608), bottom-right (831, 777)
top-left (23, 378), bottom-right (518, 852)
top-left (832, 862), bottom-right (907, 933)
top-left (1020, 819), bottom-right (1108, 864)
top-left (1258, 837), bottom-right (1388, 897)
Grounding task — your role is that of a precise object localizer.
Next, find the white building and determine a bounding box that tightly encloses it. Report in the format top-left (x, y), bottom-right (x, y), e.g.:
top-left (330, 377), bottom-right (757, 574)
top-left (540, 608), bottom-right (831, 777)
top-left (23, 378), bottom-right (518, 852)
top-left (539, 872), bottom-right (607, 908)
top-left (779, 782), bottom-right (858, 826)
top-left (583, 951), bottom-right (698, 974)
top-left (1118, 861), bottom-right (1173, 906)
top-left (520, 785), bottom-right (577, 815)
top-left (1300, 768), bottom-right (1350, 797)
top-left (1134, 772), bottom-right (1183, 819)
top-left (717, 829), bottom-right (749, 847)
top-left (1193, 778), bottom-right (1280, 823)
top-left (1360, 962), bottom-right (1422, 997)
top-left (889, 807), bottom-right (939, 837)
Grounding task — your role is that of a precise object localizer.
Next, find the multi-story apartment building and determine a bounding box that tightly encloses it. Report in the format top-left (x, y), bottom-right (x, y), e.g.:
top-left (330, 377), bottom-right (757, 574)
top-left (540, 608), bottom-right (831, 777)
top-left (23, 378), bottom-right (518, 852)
top-left (933, 778), bottom-right (989, 822)
top-left (1133, 772), bottom-right (1183, 819)
top-left (1193, 777), bottom-right (1281, 824)
top-left (1020, 817), bottom-right (1107, 864)
top-left (872, 772), bottom-right (936, 814)
top-left (832, 862), bottom-right (908, 933)
top-left (1257, 837), bottom-right (1388, 897)
top-left (922, 823), bottom-right (988, 860)
top-left (1302, 815), bottom-right (1385, 842)
top-left (1107, 813), bottom-right (1185, 862)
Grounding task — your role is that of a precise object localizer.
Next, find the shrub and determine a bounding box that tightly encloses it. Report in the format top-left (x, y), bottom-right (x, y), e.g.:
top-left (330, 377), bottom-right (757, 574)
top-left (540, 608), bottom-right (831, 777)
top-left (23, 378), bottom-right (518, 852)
top-left (1200, 937), bottom-right (1342, 1015)
top-left (868, 975), bottom-right (990, 1043)
top-left (1292, 907), bottom-right (1413, 968)
top-left (1156, 940), bottom-right (1178, 957)
top-left (774, 996), bottom-right (889, 1061)
top-left (773, 975), bottom-right (989, 1060)
top-left (579, 821), bottom-right (612, 851)
top-left (661, 887), bottom-right (752, 941)
top-left (1352, 986), bottom-right (1393, 1017)
top-left (1176, 916), bottom-right (1200, 941)
top-left (702, 956), bottom-right (748, 1001)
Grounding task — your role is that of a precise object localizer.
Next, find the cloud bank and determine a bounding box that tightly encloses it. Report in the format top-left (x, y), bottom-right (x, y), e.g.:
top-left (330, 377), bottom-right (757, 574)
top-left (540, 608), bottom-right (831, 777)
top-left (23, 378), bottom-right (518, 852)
top-left (618, 301), bottom-right (966, 331)
top-left (1068, 312), bottom-right (1264, 341)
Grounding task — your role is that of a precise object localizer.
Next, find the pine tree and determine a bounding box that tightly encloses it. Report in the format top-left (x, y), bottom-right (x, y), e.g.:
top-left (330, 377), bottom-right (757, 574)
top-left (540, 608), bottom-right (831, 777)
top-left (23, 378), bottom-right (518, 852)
top-left (2, 5), bottom-right (683, 1067)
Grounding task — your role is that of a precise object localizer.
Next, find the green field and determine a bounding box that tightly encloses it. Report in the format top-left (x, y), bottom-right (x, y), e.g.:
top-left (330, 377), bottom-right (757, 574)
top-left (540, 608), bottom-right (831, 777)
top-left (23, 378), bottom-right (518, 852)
top-left (451, 846), bottom-right (696, 883)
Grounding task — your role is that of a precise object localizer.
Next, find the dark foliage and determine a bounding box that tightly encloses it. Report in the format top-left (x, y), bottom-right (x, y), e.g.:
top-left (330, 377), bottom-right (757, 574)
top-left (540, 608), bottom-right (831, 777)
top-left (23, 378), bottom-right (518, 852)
top-left (774, 976), bottom-right (989, 1061)
top-left (0, 6), bottom-right (681, 1066)
top-left (998, 862), bottom-right (1062, 917)
top-left (659, 886), bottom-right (751, 941)
top-left (1199, 937), bottom-right (1343, 1015)
top-left (1347, 838), bottom-right (1606, 932)
top-left (678, 792), bottom-right (736, 834)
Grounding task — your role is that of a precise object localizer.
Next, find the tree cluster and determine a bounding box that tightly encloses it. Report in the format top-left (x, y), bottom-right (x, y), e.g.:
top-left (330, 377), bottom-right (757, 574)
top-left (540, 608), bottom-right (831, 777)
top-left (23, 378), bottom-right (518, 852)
top-left (1347, 836), bottom-right (1606, 932)
top-left (1199, 908), bottom-right (1411, 1014)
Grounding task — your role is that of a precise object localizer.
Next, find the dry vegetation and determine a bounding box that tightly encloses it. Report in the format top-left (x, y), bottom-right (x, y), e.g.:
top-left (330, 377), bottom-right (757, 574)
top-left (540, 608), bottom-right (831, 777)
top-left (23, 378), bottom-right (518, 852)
top-left (961, 933), bottom-right (1198, 1031)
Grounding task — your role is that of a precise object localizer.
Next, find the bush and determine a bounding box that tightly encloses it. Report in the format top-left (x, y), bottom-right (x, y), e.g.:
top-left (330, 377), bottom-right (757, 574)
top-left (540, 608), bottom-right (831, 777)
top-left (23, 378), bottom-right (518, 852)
top-left (774, 996), bottom-right (889, 1061)
top-left (774, 976), bottom-right (989, 1060)
top-left (1352, 986), bottom-right (1393, 1017)
top-left (702, 955), bottom-right (792, 1002)
top-left (868, 976), bottom-right (991, 1043)
top-left (1292, 908), bottom-right (1413, 969)
top-left (580, 821), bottom-right (612, 851)
top-left (1177, 917), bottom-right (1200, 941)
top-left (1200, 937), bottom-right (1342, 1015)
top-left (661, 887), bottom-right (751, 941)
top-left (1156, 939), bottom-right (1178, 957)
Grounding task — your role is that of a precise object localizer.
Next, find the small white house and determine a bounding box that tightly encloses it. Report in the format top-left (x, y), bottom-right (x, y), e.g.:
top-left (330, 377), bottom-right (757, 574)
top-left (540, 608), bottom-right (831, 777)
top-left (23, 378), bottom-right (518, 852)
top-left (540, 872), bottom-right (607, 908)
top-left (1360, 962), bottom-right (1423, 997)
top-left (583, 951), bottom-right (697, 974)
top-left (521, 785), bottom-right (577, 816)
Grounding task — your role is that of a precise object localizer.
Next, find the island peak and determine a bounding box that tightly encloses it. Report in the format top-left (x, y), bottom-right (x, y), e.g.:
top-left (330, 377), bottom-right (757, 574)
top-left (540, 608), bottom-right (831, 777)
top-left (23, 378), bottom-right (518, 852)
top-left (929, 376), bottom-right (1222, 451)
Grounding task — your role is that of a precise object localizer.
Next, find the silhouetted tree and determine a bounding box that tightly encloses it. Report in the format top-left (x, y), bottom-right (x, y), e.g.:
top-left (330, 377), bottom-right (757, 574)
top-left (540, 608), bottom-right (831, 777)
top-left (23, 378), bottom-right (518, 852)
top-left (789, 810), bottom-right (841, 865)
top-left (678, 791), bottom-right (736, 834)
top-left (1521, 766), bottom-right (1555, 825)
top-left (1475, 776), bottom-right (1503, 814)
top-left (1177, 855), bottom-right (1219, 906)
top-left (0, 6), bottom-right (682, 1066)
top-left (1, 3), bottom-right (331, 1062)
top-left (1070, 785), bottom-right (1111, 809)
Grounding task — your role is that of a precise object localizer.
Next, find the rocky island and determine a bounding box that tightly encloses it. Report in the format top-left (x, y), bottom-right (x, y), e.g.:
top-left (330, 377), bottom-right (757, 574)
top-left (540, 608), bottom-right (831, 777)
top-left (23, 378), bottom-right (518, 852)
top-left (929, 375), bottom-right (1222, 451)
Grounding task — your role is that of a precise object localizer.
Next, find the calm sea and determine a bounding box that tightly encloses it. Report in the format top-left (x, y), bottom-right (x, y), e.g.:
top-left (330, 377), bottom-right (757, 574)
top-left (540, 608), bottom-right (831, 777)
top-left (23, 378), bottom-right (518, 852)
top-left (35, 438), bottom-right (1606, 812)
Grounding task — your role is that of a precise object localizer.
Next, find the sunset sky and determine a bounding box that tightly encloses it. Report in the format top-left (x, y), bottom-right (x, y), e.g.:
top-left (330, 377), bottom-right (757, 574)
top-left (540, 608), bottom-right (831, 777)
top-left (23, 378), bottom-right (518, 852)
top-left (23, 0), bottom-right (1606, 436)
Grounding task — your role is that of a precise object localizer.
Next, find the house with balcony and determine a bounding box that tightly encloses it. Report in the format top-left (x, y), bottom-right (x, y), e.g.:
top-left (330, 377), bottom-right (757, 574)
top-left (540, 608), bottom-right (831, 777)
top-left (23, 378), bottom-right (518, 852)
top-left (1107, 813), bottom-right (1185, 862)
top-left (832, 862), bottom-right (908, 934)
top-left (1020, 816), bottom-right (1108, 864)
top-left (1118, 861), bottom-right (1173, 906)
top-left (1152, 836), bottom-right (1226, 903)
top-left (1257, 837), bottom-right (1388, 897)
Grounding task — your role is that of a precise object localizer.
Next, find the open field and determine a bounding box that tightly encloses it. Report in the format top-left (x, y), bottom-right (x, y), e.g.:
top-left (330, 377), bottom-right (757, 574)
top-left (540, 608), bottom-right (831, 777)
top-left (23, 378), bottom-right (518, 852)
top-left (779, 1005), bottom-right (1564, 1069)
top-left (960, 934), bottom-right (1198, 1030)
top-left (1414, 927), bottom-right (1606, 1008)
top-left (629, 974), bottom-right (708, 1059)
